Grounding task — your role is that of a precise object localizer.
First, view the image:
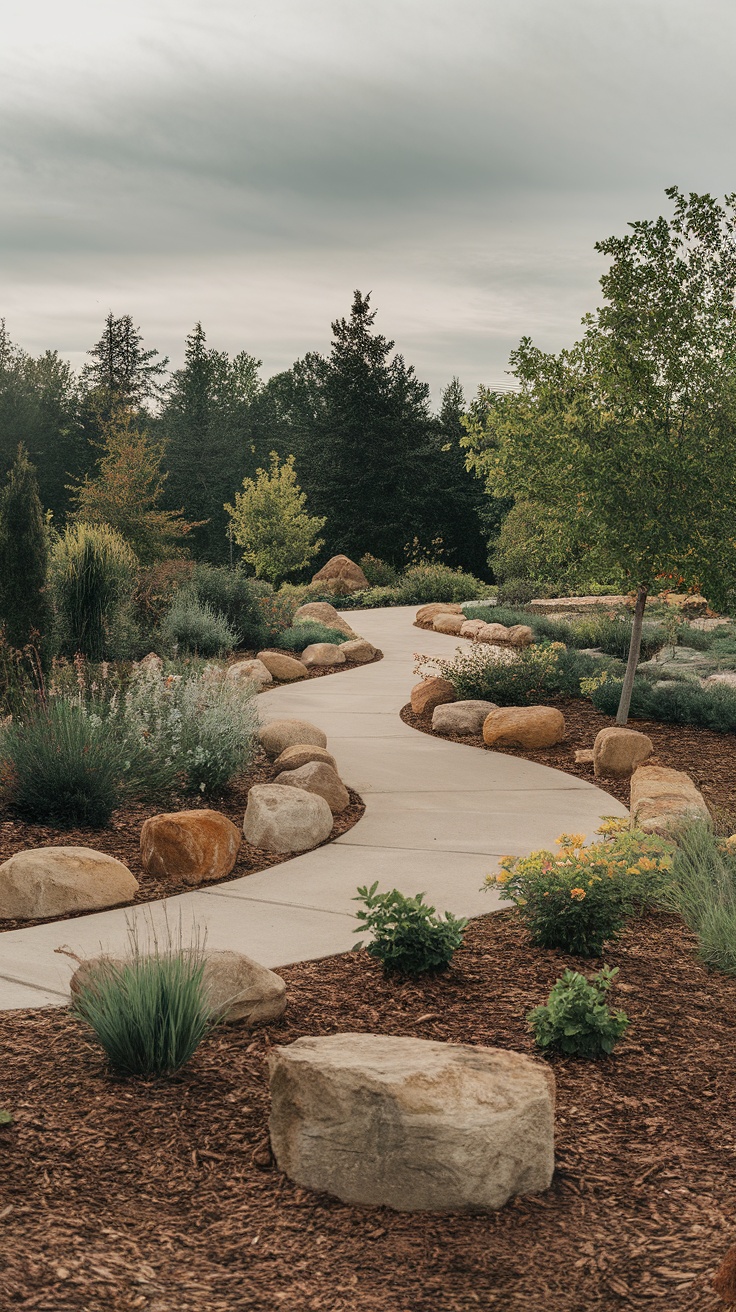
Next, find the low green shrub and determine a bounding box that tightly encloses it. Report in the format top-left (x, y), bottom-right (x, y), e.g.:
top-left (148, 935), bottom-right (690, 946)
top-left (353, 882), bottom-right (468, 976)
top-left (487, 822), bottom-right (673, 956)
top-left (275, 622), bottom-right (349, 651)
top-left (72, 936), bottom-right (210, 1076)
top-left (462, 604), bottom-right (666, 661)
top-left (0, 664), bottom-right (258, 824)
top-left (590, 673), bottom-right (736, 733)
top-left (659, 822), bottom-right (736, 974)
top-left (359, 553), bottom-right (399, 587)
top-left (528, 967), bottom-right (629, 1058)
top-left (258, 590), bottom-right (300, 640)
top-left (161, 594), bottom-right (237, 657)
top-left (0, 698), bottom-right (164, 827)
top-left (496, 579), bottom-right (554, 606)
top-left (431, 641), bottom-right (618, 706)
top-left (190, 565), bottom-right (271, 649)
top-left (361, 564), bottom-right (489, 608)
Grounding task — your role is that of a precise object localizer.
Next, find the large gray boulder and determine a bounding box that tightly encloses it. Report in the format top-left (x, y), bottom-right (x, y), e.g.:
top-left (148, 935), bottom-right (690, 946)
top-left (70, 949), bottom-right (286, 1026)
top-left (269, 1033), bottom-right (555, 1212)
top-left (243, 784), bottom-right (333, 852)
top-left (275, 761), bottom-right (350, 814)
top-left (432, 700), bottom-right (498, 735)
top-left (0, 847), bottom-right (138, 920)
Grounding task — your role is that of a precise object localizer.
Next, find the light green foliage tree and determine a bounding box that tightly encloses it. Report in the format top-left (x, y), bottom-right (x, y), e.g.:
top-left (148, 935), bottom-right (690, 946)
top-left (225, 452), bottom-right (326, 584)
top-left (463, 188), bottom-right (736, 722)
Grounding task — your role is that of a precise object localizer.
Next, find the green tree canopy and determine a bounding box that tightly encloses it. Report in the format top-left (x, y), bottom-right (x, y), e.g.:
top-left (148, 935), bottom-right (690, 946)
top-left (0, 445), bottom-right (48, 649)
top-left (225, 452), bottom-right (326, 584)
top-left (463, 187), bottom-right (736, 720)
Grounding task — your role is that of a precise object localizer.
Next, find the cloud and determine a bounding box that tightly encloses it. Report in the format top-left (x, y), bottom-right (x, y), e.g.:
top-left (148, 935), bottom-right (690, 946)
top-left (2, 0), bottom-right (736, 397)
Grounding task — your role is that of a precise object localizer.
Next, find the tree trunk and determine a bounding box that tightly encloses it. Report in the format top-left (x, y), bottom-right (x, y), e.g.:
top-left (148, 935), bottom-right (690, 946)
top-left (616, 583), bottom-right (648, 726)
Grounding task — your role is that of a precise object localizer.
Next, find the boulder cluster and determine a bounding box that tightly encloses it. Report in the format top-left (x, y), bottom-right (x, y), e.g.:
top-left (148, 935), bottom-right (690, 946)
top-left (0, 716), bottom-right (348, 922)
top-left (227, 601), bottom-right (379, 687)
top-left (415, 603), bottom-right (533, 648)
top-left (410, 675), bottom-right (568, 749)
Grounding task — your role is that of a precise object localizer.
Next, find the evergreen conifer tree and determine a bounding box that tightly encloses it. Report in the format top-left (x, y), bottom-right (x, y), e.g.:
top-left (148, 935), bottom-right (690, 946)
top-left (0, 445), bottom-right (48, 648)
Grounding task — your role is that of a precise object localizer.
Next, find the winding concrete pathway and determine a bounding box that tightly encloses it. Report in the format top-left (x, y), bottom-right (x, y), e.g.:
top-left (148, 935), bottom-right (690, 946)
top-left (0, 606), bottom-right (626, 1010)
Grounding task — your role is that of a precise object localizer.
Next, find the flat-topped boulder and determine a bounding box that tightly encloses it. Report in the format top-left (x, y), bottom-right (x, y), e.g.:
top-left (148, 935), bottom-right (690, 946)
top-left (528, 595), bottom-right (628, 613)
top-left (483, 706), bottom-right (565, 749)
top-left (256, 651), bottom-right (308, 682)
top-left (275, 761), bottom-right (350, 814)
top-left (140, 809), bottom-right (241, 885)
top-left (70, 949), bottom-right (287, 1026)
top-left (273, 744), bottom-right (339, 773)
top-left (0, 847), bottom-right (138, 920)
top-left (259, 719), bottom-right (328, 758)
top-left (268, 1033), bottom-right (555, 1212)
top-left (593, 727), bottom-right (654, 779)
top-left (630, 765), bottom-right (709, 834)
top-left (415, 603), bottom-right (464, 627)
top-left (243, 784), bottom-right (333, 852)
top-left (432, 613), bottom-right (466, 635)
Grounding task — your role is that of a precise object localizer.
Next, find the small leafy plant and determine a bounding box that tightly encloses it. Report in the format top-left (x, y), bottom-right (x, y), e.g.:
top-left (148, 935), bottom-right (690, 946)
top-left (528, 966), bottom-right (629, 1058)
top-left (487, 821), bottom-right (673, 956)
top-left (353, 882), bottom-right (468, 976)
top-left (275, 622), bottom-right (348, 651)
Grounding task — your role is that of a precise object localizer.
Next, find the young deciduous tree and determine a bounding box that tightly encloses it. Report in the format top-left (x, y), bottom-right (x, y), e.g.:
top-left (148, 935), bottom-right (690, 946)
top-left (0, 445), bottom-right (49, 648)
top-left (225, 452), bottom-right (326, 584)
top-left (69, 409), bottom-right (198, 564)
top-left (463, 188), bottom-right (736, 723)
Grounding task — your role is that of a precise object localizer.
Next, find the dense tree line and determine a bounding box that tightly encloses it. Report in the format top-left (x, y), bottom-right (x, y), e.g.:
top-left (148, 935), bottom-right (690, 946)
top-left (0, 297), bottom-right (490, 573)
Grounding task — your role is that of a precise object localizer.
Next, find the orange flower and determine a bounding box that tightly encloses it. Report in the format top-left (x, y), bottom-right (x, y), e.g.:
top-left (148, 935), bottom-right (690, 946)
top-left (570, 887), bottom-right (586, 900)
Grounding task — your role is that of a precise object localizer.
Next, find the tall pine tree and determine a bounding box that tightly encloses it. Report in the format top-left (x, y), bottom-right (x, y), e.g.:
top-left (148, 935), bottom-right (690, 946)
top-left (0, 445), bottom-right (48, 647)
top-left (158, 324), bottom-right (262, 562)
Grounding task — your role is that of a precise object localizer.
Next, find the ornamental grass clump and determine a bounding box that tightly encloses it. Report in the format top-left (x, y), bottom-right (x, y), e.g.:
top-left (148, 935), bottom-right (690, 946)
top-left (487, 819), bottom-right (673, 956)
top-left (659, 821), bottom-right (736, 975)
top-left (275, 622), bottom-right (348, 651)
top-left (528, 966), bottom-right (629, 1058)
top-left (72, 930), bottom-right (210, 1077)
top-left (353, 882), bottom-right (468, 977)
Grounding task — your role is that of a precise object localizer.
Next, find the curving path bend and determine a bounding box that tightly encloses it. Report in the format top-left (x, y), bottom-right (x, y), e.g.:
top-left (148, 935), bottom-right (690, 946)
top-left (0, 606), bottom-right (626, 1010)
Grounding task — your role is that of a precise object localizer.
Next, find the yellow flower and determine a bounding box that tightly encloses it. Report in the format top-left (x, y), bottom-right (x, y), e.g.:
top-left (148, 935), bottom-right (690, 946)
top-left (570, 887), bottom-right (586, 900)
top-left (496, 872), bottom-right (510, 884)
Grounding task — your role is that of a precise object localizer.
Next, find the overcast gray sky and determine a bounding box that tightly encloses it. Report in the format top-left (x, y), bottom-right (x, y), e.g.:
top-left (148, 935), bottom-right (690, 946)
top-left (2, 0), bottom-right (735, 400)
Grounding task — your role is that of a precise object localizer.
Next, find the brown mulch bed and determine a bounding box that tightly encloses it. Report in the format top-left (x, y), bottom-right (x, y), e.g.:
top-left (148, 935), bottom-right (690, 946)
top-left (1, 910), bottom-right (735, 1311)
top-left (401, 698), bottom-right (736, 822)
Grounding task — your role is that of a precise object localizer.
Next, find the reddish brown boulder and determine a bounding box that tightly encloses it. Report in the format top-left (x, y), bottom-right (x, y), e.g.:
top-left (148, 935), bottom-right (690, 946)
top-left (410, 677), bottom-right (456, 717)
top-left (415, 603), bottom-right (464, 627)
top-left (140, 809), bottom-right (241, 886)
top-left (483, 706), bottom-right (565, 749)
top-left (312, 555), bottom-right (369, 593)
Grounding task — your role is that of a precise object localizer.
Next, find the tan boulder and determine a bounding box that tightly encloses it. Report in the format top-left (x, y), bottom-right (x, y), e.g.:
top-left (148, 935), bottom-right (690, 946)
top-left (483, 706), bottom-right (565, 749)
top-left (243, 784), bottom-right (334, 852)
top-left (479, 622), bottom-right (512, 643)
top-left (292, 603), bottom-right (358, 639)
top-left (268, 1034), bottom-right (555, 1212)
top-left (273, 744), bottom-right (339, 773)
top-left (301, 642), bottom-right (346, 668)
top-left (415, 602), bottom-right (464, 627)
top-left (312, 554), bottom-right (369, 593)
top-left (575, 748), bottom-right (595, 765)
top-left (275, 762), bottom-right (350, 814)
top-left (0, 847), bottom-right (138, 920)
top-left (593, 727), bottom-right (654, 779)
top-left (630, 765), bottom-right (709, 834)
top-left (140, 809), bottom-right (241, 886)
top-left (138, 651), bottom-right (164, 673)
top-left (432, 700), bottom-right (498, 735)
top-left (340, 638), bottom-right (377, 663)
top-left (410, 676), bottom-right (456, 716)
top-left (259, 719), bottom-right (328, 758)
top-left (459, 619), bottom-right (487, 639)
top-left (256, 651), bottom-right (308, 682)
top-left (508, 624), bottom-right (534, 648)
top-left (226, 658), bottom-right (273, 688)
top-left (70, 949), bottom-right (286, 1027)
top-left (432, 613), bottom-right (466, 635)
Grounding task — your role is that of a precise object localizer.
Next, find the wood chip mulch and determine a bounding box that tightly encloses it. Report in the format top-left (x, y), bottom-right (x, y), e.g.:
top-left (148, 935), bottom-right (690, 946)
top-left (401, 698), bottom-right (736, 824)
top-left (1, 911), bottom-right (735, 1311)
